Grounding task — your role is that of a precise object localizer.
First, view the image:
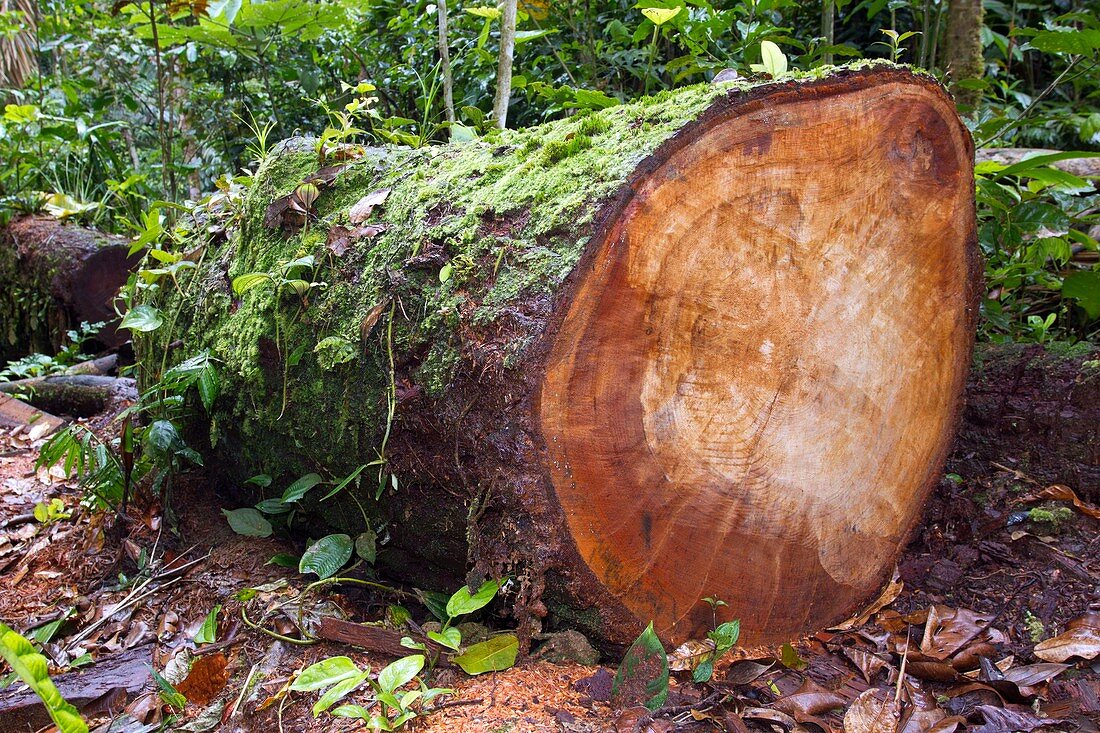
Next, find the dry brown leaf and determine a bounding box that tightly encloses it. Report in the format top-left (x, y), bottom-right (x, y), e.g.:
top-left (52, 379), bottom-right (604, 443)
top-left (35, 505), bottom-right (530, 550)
top-left (744, 706), bottom-right (809, 732)
top-left (1033, 623), bottom-right (1100, 663)
top-left (306, 164), bottom-right (347, 187)
top-left (898, 683), bottom-right (960, 733)
top-left (325, 223), bottom-right (386, 257)
top-left (667, 638), bottom-right (715, 672)
top-left (722, 659), bottom-right (773, 685)
top-left (842, 647), bottom-right (891, 683)
top-left (876, 609), bottom-right (928, 633)
top-left (942, 681), bottom-right (1005, 707)
top-left (971, 704), bottom-right (1061, 733)
top-left (843, 689), bottom-right (899, 733)
top-left (349, 188), bottom-right (391, 224)
top-left (832, 570), bottom-right (903, 631)
top-left (1032, 484), bottom-right (1100, 519)
top-left (360, 299), bottom-right (392, 341)
top-left (724, 711), bottom-right (752, 733)
top-left (906, 660), bottom-right (963, 683)
top-left (176, 652), bottom-right (230, 707)
top-left (949, 642), bottom-right (998, 671)
top-left (773, 678), bottom-right (848, 721)
top-left (1002, 662), bottom-right (1070, 687)
top-left (920, 606), bottom-right (1000, 660)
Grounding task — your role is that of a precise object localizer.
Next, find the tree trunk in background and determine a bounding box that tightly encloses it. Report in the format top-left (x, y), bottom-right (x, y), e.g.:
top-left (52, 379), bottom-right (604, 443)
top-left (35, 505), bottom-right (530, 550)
top-left (821, 0), bottom-right (835, 65)
top-left (0, 216), bottom-right (138, 362)
top-left (944, 0), bottom-right (984, 108)
top-left (492, 0), bottom-right (517, 129)
top-left (141, 65), bottom-right (980, 648)
top-left (437, 0), bottom-right (456, 138)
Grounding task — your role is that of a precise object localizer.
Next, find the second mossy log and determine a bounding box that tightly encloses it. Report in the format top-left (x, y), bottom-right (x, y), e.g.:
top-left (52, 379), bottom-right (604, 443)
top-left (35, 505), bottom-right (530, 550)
top-left (138, 63), bottom-right (980, 647)
top-left (0, 216), bottom-right (138, 361)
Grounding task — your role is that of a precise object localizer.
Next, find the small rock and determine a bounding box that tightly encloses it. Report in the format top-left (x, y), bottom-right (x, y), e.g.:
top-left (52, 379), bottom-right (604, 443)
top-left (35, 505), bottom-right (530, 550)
top-left (535, 629), bottom-right (600, 666)
top-left (572, 667), bottom-right (614, 703)
top-left (548, 707), bottom-right (576, 724)
top-left (456, 621), bottom-right (492, 645)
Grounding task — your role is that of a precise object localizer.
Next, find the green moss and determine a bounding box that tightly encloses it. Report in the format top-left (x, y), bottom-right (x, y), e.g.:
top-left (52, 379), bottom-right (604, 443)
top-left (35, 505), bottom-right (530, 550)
top-left (1028, 506), bottom-right (1073, 526)
top-left (1042, 340), bottom-right (1095, 360)
top-left (577, 113), bottom-right (612, 137)
top-left (541, 134), bottom-right (593, 165)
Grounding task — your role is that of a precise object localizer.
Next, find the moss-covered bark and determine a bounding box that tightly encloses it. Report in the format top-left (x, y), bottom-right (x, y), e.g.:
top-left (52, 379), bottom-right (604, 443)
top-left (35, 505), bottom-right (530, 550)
top-left (140, 61), bottom-right (942, 646)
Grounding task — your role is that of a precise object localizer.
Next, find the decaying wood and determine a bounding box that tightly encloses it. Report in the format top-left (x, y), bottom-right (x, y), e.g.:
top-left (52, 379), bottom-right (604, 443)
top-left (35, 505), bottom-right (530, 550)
top-left (0, 645), bottom-right (152, 731)
top-left (317, 617), bottom-right (454, 664)
top-left (0, 392), bottom-right (66, 439)
top-left (0, 216), bottom-right (139, 362)
top-left (63, 353), bottom-right (119, 377)
top-left (147, 65), bottom-right (980, 647)
top-left (0, 375), bottom-right (136, 417)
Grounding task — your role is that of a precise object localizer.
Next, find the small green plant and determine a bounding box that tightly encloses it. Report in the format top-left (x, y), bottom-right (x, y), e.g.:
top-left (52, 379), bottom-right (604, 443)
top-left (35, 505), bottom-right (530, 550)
top-left (240, 111), bottom-right (278, 168)
top-left (290, 654), bottom-right (452, 730)
top-left (640, 6), bottom-right (683, 95)
top-left (0, 321), bottom-right (104, 382)
top-left (313, 83), bottom-right (376, 163)
top-left (874, 29), bottom-right (920, 62)
top-left (149, 665), bottom-right (187, 710)
top-left (1024, 610), bottom-right (1045, 643)
top-left (233, 255), bottom-right (327, 418)
top-left (33, 498), bottom-right (72, 524)
top-left (1025, 313), bottom-right (1057, 343)
top-left (691, 597), bottom-right (740, 683)
top-left (613, 621), bottom-right (668, 711)
top-left (403, 579), bottom-right (520, 675)
top-left (37, 352), bottom-right (217, 513)
top-left (749, 40), bottom-right (789, 78)
top-left (226, 465), bottom-right (374, 538)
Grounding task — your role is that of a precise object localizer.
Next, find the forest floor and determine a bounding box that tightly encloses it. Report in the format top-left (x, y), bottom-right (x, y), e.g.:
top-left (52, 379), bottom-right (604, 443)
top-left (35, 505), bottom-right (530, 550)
top-left (0, 349), bottom-right (1098, 733)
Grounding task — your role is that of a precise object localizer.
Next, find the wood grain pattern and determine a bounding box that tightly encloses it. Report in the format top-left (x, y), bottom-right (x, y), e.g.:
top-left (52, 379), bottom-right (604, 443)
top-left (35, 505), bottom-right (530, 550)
top-left (540, 80), bottom-right (978, 645)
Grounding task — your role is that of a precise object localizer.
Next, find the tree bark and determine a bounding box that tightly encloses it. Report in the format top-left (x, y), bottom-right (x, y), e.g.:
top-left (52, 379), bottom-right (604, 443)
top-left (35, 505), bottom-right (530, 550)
top-left (0, 216), bottom-right (138, 361)
top-left (492, 0), bottom-right (518, 129)
top-left (141, 65), bottom-right (980, 648)
top-left (944, 0), bottom-right (983, 108)
top-left (437, 0), bottom-right (456, 137)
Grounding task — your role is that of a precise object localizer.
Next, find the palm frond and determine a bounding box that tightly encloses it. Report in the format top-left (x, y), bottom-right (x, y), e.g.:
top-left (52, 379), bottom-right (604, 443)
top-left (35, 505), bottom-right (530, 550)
top-left (0, 0), bottom-right (36, 89)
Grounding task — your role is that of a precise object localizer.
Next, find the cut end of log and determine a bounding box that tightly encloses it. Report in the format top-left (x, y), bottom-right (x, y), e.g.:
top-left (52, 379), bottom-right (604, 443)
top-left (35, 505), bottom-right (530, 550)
top-left (539, 74), bottom-right (979, 645)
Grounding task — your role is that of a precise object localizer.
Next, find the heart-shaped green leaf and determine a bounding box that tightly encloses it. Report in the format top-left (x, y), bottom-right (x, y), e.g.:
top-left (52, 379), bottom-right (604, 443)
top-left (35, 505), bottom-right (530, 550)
top-left (299, 534), bottom-right (353, 579)
top-left (290, 656), bottom-right (361, 692)
top-left (222, 508), bottom-right (272, 538)
top-left (453, 634), bottom-right (519, 675)
top-left (446, 579), bottom-right (500, 619)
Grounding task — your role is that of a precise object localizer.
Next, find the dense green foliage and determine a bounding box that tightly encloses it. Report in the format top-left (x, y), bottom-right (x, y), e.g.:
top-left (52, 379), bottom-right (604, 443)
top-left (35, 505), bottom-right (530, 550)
top-left (0, 0), bottom-right (1097, 344)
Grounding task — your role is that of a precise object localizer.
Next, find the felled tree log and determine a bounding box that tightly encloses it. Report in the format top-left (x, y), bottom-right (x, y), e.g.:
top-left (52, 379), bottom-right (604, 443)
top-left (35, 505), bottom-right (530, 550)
top-left (141, 63), bottom-right (980, 647)
top-left (0, 375), bottom-right (136, 417)
top-left (974, 148), bottom-right (1100, 178)
top-left (0, 216), bottom-right (138, 361)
